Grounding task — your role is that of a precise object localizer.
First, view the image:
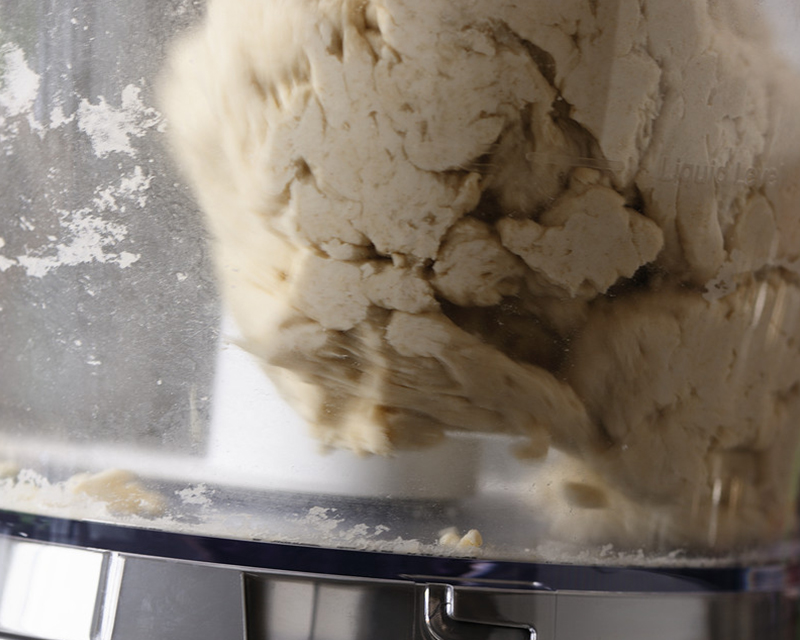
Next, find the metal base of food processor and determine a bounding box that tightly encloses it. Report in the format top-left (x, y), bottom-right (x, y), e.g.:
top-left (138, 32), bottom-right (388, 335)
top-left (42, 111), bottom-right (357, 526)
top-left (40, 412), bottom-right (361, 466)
top-left (0, 511), bottom-right (795, 640)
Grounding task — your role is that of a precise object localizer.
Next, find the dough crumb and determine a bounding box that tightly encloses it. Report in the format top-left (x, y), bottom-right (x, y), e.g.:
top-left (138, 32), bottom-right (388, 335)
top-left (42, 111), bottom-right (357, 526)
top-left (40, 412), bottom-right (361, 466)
top-left (69, 469), bottom-right (167, 517)
top-left (439, 526), bottom-right (484, 549)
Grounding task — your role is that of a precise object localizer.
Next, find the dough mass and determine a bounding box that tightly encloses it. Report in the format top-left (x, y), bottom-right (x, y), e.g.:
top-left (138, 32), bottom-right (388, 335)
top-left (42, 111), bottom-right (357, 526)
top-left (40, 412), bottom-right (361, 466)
top-left (161, 0), bottom-right (800, 549)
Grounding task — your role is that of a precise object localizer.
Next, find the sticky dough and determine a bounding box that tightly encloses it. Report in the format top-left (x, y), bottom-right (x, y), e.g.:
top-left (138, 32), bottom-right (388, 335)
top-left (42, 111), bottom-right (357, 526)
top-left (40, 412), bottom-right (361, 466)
top-left (160, 0), bottom-right (800, 550)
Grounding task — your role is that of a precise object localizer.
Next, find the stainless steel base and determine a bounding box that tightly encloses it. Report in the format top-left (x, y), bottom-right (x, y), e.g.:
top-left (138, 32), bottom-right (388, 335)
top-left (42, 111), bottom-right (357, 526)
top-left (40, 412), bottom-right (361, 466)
top-left (0, 530), bottom-right (795, 640)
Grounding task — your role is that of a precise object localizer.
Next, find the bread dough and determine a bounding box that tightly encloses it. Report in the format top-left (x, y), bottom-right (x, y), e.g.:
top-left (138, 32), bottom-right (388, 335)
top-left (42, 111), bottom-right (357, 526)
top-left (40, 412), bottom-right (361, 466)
top-left (69, 469), bottom-right (167, 517)
top-left (160, 0), bottom-right (800, 550)
top-left (439, 527), bottom-right (484, 549)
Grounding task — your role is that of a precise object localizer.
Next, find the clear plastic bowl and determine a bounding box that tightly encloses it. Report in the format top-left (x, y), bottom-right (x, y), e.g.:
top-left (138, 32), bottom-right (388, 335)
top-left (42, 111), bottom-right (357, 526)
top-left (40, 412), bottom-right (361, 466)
top-left (2, 0), bottom-right (800, 567)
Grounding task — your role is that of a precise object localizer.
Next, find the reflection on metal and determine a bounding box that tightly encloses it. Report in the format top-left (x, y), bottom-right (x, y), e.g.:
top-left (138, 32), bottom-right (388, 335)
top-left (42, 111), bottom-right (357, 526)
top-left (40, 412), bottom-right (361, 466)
top-left (0, 537), bottom-right (104, 640)
top-left (110, 557), bottom-right (246, 640)
top-left (95, 554), bottom-right (125, 640)
top-left (245, 573), bottom-right (416, 640)
top-left (0, 535), bottom-right (794, 640)
top-left (422, 584), bottom-right (536, 640)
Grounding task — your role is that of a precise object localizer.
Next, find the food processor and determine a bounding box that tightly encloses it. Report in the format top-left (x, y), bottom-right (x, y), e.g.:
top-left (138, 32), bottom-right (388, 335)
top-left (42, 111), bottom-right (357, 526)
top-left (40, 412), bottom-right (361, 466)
top-left (2, 0), bottom-right (800, 638)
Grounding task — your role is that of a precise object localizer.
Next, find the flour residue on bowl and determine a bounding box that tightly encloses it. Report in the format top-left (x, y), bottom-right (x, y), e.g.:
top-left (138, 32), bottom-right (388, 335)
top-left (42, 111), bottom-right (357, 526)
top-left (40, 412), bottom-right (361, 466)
top-left (6, 207), bottom-right (139, 278)
top-left (0, 43), bottom-right (41, 141)
top-left (0, 41), bottom-right (166, 278)
top-left (77, 84), bottom-right (164, 158)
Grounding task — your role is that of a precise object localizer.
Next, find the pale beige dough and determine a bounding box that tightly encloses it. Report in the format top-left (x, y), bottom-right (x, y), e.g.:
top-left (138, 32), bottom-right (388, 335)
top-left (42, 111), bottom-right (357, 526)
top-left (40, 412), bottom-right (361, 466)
top-left (566, 275), bottom-right (800, 546)
top-left (69, 469), bottom-right (167, 518)
top-left (161, 0), bottom-right (800, 550)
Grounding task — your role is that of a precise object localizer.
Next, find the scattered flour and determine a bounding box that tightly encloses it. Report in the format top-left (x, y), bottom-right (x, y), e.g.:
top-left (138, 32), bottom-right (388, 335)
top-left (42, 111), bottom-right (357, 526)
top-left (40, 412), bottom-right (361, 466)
top-left (0, 468), bottom-right (166, 520)
top-left (0, 43), bottom-right (41, 141)
top-left (295, 506), bottom-right (344, 535)
top-left (93, 166), bottom-right (153, 212)
top-left (77, 84), bottom-right (163, 158)
top-left (175, 483), bottom-right (214, 507)
top-left (0, 236), bottom-right (14, 272)
top-left (0, 463), bottom-right (788, 567)
top-left (1, 42), bottom-right (162, 278)
top-left (49, 104), bottom-right (74, 130)
top-left (2, 206), bottom-right (140, 278)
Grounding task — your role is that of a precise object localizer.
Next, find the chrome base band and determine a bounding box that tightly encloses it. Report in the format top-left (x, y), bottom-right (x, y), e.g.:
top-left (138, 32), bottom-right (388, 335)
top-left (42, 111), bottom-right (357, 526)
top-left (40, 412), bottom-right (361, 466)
top-left (0, 514), bottom-right (796, 640)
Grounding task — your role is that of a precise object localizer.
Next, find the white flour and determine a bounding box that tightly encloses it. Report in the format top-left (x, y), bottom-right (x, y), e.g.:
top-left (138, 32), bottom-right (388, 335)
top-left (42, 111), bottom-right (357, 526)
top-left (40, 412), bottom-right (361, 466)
top-left (2, 206), bottom-right (140, 278)
top-left (0, 44), bottom-right (40, 119)
top-left (0, 465), bottom-right (785, 567)
top-left (77, 84), bottom-right (163, 158)
top-left (0, 43), bottom-right (161, 278)
top-left (0, 43), bottom-right (42, 145)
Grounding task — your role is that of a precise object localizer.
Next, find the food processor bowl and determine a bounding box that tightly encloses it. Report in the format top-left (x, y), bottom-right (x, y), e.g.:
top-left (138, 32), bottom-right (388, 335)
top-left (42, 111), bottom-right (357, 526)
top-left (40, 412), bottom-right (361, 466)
top-left (2, 0), bottom-right (800, 638)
